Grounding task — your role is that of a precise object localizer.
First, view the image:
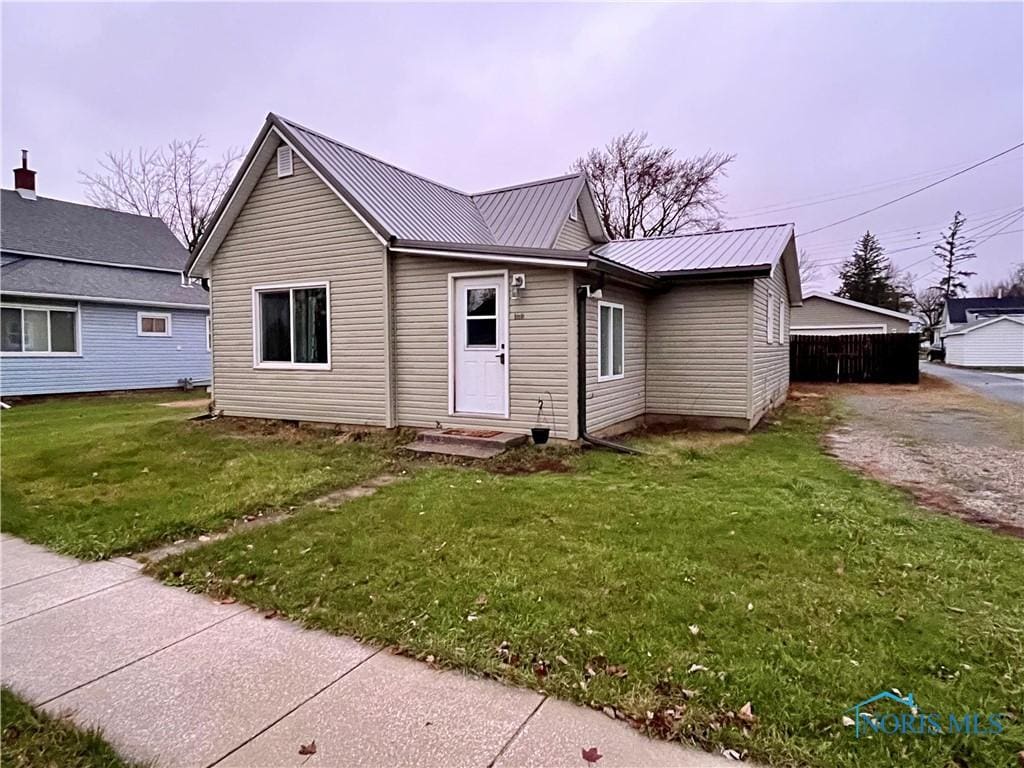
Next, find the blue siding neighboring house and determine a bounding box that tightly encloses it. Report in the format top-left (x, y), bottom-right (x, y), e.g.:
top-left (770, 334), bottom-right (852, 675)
top-left (1, 155), bottom-right (210, 396)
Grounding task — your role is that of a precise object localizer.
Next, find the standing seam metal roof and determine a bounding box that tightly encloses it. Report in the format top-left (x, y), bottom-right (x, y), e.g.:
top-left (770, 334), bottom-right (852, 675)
top-left (276, 115), bottom-right (588, 250)
top-left (593, 224), bottom-right (794, 274)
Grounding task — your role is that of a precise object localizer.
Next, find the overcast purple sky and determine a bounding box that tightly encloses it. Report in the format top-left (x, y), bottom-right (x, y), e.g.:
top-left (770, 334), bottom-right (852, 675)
top-left (3, 2), bottom-right (1021, 292)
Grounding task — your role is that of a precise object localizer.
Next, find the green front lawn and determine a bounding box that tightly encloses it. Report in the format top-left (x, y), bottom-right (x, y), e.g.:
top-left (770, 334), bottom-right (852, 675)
top-left (153, 408), bottom-right (1024, 767)
top-left (1, 393), bottom-right (396, 559)
top-left (1, 688), bottom-right (137, 768)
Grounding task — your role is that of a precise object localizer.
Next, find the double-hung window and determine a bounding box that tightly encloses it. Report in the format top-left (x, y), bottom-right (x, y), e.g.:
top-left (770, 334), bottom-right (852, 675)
top-left (767, 293), bottom-right (775, 343)
top-left (253, 283), bottom-right (329, 369)
top-left (1, 304), bottom-right (79, 355)
top-left (597, 301), bottom-right (624, 381)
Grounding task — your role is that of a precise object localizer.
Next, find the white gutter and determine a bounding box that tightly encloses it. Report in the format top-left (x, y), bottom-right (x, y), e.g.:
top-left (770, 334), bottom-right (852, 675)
top-left (0, 290), bottom-right (208, 310)
top-left (2, 249), bottom-right (184, 274)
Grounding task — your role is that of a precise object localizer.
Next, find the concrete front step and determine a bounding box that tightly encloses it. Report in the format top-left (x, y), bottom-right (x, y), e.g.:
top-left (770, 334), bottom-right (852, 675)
top-left (404, 428), bottom-right (527, 458)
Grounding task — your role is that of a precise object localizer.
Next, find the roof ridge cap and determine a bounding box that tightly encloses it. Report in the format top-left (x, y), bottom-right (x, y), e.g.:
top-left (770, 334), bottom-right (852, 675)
top-left (273, 113), bottom-right (471, 198)
top-left (472, 172), bottom-right (584, 197)
top-left (1, 189), bottom-right (165, 222)
top-left (610, 222), bottom-right (794, 244)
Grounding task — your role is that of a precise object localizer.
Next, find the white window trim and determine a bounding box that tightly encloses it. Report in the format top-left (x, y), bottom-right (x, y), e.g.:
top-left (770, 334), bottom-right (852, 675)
top-left (0, 302), bottom-right (82, 357)
top-left (206, 315), bottom-right (212, 352)
top-left (778, 300), bottom-right (785, 344)
top-left (137, 311), bottom-right (172, 337)
top-left (767, 294), bottom-right (775, 344)
top-left (251, 281), bottom-right (332, 371)
top-left (597, 300), bottom-right (625, 382)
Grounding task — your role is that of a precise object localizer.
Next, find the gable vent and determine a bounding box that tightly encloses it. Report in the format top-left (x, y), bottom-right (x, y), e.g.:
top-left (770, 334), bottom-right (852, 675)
top-left (277, 145), bottom-right (294, 178)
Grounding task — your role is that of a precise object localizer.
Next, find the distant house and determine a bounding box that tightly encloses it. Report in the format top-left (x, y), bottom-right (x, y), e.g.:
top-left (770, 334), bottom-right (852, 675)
top-left (188, 112), bottom-right (803, 438)
top-left (1, 152), bottom-right (210, 396)
top-left (790, 292), bottom-right (914, 335)
top-left (940, 295), bottom-right (1024, 368)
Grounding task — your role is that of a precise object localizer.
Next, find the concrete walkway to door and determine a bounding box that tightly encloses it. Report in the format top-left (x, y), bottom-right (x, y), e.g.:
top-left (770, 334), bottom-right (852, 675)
top-left (0, 535), bottom-right (728, 768)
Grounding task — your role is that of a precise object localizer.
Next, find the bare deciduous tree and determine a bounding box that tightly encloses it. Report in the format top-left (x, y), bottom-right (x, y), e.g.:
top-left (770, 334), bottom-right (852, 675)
top-left (975, 262), bottom-right (1024, 298)
top-left (573, 131), bottom-right (734, 239)
top-left (913, 285), bottom-right (945, 342)
top-left (797, 249), bottom-right (822, 289)
top-left (81, 137), bottom-right (242, 251)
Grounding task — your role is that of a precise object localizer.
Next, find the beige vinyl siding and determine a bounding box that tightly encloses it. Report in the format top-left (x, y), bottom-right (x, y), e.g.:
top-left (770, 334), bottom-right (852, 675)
top-left (646, 282), bottom-right (751, 420)
top-left (392, 256), bottom-right (576, 439)
top-left (751, 265), bottom-right (791, 421)
top-left (209, 147), bottom-right (389, 424)
top-left (791, 296), bottom-right (909, 334)
top-left (584, 281), bottom-right (647, 432)
top-left (554, 205), bottom-right (594, 250)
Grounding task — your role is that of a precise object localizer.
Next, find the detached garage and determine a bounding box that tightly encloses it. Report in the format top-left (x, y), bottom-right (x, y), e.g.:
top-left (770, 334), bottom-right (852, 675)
top-left (790, 292), bottom-right (913, 335)
top-left (942, 315), bottom-right (1024, 368)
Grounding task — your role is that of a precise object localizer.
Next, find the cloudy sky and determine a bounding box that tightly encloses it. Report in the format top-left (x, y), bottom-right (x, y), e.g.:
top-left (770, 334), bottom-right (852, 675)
top-left (3, 2), bottom-right (1021, 292)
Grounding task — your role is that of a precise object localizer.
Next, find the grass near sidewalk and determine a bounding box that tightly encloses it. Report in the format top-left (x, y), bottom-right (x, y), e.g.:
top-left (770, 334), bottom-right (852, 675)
top-left (1, 688), bottom-right (138, 768)
top-left (0, 393), bottom-right (397, 559)
top-left (153, 404), bottom-right (1024, 768)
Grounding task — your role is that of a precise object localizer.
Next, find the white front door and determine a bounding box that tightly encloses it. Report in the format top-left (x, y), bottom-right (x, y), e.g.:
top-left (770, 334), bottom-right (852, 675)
top-left (453, 275), bottom-right (507, 415)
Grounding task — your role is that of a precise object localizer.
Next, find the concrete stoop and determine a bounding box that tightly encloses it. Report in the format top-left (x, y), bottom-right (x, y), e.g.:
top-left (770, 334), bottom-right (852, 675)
top-left (404, 428), bottom-right (528, 459)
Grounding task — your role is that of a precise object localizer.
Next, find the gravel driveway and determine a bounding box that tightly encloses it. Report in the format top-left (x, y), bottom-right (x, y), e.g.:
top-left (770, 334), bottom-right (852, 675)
top-left (804, 374), bottom-right (1024, 536)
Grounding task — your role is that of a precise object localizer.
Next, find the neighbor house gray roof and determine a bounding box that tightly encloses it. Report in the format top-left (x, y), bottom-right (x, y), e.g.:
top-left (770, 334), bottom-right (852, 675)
top-left (1, 254), bottom-right (208, 308)
top-left (0, 190), bottom-right (189, 271)
top-left (274, 115), bottom-right (598, 251)
top-left (593, 224), bottom-right (795, 275)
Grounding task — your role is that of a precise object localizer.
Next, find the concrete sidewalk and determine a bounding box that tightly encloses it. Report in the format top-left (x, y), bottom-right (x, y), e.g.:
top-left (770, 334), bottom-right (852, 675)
top-left (0, 535), bottom-right (726, 767)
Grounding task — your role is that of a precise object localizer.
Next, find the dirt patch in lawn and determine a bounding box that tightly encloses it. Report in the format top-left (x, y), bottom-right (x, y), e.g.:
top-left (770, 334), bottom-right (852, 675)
top-left (158, 398), bottom-right (211, 409)
top-left (818, 375), bottom-right (1024, 536)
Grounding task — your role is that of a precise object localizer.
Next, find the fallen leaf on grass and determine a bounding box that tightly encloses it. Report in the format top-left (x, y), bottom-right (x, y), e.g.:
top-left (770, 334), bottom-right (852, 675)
top-left (556, 655), bottom-right (569, 665)
top-left (474, 593), bottom-right (489, 606)
top-left (722, 748), bottom-right (742, 760)
top-left (687, 664), bottom-right (708, 673)
top-left (568, 627), bottom-right (580, 637)
top-left (605, 664), bottom-right (628, 679)
top-left (688, 624), bottom-right (700, 636)
top-left (581, 746), bottom-right (603, 763)
top-left (841, 716), bottom-right (856, 727)
top-left (738, 701), bottom-right (757, 724)
top-left (298, 740), bottom-right (317, 755)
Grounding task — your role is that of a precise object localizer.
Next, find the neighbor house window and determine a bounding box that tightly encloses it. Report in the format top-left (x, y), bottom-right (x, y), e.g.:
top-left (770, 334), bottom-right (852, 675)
top-left (253, 283), bottom-right (329, 368)
top-left (598, 301), bottom-right (624, 381)
top-left (1, 304), bottom-right (79, 355)
top-left (138, 312), bottom-right (172, 337)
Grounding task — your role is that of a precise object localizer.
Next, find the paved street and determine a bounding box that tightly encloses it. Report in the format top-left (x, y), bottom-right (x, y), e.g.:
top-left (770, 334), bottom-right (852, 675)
top-left (0, 535), bottom-right (724, 768)
top-left (920, 361), bottom-right (1024, 407)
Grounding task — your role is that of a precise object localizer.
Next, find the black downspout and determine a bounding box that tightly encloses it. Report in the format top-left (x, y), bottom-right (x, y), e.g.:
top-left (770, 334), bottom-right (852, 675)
top-left (576, 285), bottom-right (642, 455)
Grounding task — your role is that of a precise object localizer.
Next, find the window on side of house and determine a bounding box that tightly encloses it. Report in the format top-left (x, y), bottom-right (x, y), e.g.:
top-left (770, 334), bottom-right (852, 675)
top-left (138, 312), bottom-right (172, 337)
top-left (254, 284), bottom-right (329, 368)
top-left (767, 293), bottom-right (774, 343)
top-left (1, 304), bottom-right (79, 355)
top-left (598, 301), bottom-right (624, 381)
top-left (779, 300), bottom-right (785, 344)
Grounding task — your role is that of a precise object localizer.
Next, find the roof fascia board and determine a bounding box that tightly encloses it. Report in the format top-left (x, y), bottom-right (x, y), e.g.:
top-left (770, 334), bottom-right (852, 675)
top-left (780, 233), bottom-right (802, 306)
top-left (390, 245), bottom-right (584, 269)
top-left (2, 249), bottom-right (183, 275)
top-left (653, 264), bottom-right (772, 280)
top-left (392, 238), bottom-right (589, 261)
top-left (942, 314), bottom-right (1024, 336)
top-left (0, 289), bottom-right (208, 310)
top-left (268, 117), bottom-right (390, 245)
top-left (189, 121), bottom-right (278, 276)
top-left (804, 290), bottom-right (915, 321)
top-left (577, 178), bottom-right (610, 243)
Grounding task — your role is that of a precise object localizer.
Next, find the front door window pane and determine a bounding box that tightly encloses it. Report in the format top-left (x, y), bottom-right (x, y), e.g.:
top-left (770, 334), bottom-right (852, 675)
top-left (466, 318), bottom-right (497, 347)
top-left (23, 310), bottom-right (48, 352)
top-left (466, 288), bottom-right (496, 316)
top-left (260, 291), bottom-right (291, 362)
top-left (293, 287), bottom-right (328, 364)
top-left (50, 311), bottom-right (76, 352)
top-left (1, 308), bottom-right (22, 352)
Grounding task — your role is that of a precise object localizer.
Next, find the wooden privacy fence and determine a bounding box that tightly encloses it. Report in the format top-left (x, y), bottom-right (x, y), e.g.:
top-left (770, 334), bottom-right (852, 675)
top-left (790, 333), bottom-right (920, 384)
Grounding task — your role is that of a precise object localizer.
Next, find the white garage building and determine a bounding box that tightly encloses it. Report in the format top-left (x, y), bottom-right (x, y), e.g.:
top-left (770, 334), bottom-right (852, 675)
top-left (942, 315), bottom-right (1024, 368)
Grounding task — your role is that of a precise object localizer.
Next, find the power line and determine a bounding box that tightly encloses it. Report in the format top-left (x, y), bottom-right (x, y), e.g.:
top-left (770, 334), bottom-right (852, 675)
top-left (796, 143), bottom-right (1024, 237)
top-left (729, 155), bottom-right (1019, 220)
top-left (807, 208), bottom-right (1024, 263)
